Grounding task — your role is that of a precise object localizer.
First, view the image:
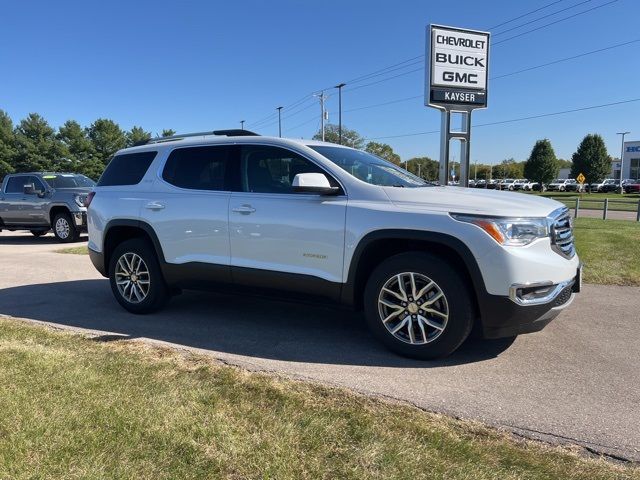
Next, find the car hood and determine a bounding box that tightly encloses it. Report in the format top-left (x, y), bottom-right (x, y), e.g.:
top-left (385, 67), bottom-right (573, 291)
top-left (383, 186), bottom-right (563, 217)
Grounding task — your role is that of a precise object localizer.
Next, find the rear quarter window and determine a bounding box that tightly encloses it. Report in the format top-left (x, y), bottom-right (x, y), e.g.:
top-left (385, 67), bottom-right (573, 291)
top-left (97, 151), bottom-right (157, 186)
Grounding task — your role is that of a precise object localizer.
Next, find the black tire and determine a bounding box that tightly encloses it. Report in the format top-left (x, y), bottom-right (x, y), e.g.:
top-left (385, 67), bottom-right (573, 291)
top-left (108, 238), bottom-right (168, 314)
top-left (52, 212), bottom-right (79, 243)
top-left (30, 230), bottom-right (47, 237)
top-left (364, 252), bottom-right (474, 359)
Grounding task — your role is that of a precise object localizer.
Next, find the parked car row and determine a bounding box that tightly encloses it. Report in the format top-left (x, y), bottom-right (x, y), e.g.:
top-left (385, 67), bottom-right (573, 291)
top-left (588, 178), bottom-right (639, 193)
top-left (468, 179), bottom-right (542, 191)
top-left (465, 177), bottom-right (640, 193)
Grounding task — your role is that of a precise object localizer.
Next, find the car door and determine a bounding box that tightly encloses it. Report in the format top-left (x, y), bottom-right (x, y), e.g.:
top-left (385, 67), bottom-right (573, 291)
top-left (22, 175), bottom-right (50, 225)
top-left (0, 175), bottom-right (30, 224)
top-left (229, 144), bottom-right (347, 293)
top-left (141, 144), bottom-right (235, 278)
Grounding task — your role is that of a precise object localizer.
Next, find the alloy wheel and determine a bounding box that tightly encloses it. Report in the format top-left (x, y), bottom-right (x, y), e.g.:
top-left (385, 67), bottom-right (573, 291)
top-left (377, 272), bottom-right (449, 345)
top-left (115, 252), bottom-right (151, 304)
top-left (55, 217), bottom-right (70, 239)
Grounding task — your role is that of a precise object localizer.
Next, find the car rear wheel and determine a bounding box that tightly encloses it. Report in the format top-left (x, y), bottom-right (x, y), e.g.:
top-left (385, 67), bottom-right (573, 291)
top-left (108, 238), bottom-right (168, 314)
top-left (53, 213), bottom-right (79, 243)
top-left (364, 252), bottom-right (474, 359)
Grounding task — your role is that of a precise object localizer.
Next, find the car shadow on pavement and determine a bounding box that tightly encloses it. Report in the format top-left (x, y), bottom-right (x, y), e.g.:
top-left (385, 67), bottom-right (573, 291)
top-left (0, 279), bottom-right (515, 368)
top-left (0, 233), bottom-right (88, 245)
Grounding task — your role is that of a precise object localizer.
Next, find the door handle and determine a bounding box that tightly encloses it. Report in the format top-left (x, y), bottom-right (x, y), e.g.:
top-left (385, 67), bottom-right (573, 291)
top-left (145, 201), bottom-right (165, 210)
top-left (232, 205), bottom-right (256, 214)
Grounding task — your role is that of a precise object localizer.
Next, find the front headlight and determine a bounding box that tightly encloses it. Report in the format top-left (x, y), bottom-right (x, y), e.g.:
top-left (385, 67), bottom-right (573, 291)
top-left (451, 214), bottom-right (549, 246)
top-left (74, 194), bottom-right (87, 208)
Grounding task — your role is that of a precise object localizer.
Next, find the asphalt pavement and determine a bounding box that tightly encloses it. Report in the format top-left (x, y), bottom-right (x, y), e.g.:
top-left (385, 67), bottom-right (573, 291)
top-left (0, 230), bottom-right (638, 462)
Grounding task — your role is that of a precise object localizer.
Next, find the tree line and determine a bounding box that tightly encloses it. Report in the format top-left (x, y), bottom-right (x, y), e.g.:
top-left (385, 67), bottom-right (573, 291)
top-left (0, 109), bottom-right (175, 180)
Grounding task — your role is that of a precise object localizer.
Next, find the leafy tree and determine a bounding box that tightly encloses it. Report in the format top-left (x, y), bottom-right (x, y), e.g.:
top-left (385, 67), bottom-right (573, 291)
top-left (557, 158), bottom-right (572, 169)
top-left (405, 156), bottom-right (439, 180)
top-left (87, 118), bottom-right (126, 165)
top-left (0, 110), bottom-right (16, 180)
top-left (126, 126), bottom-right (152, 147)
top-left (162, 129), bottom-right (176, 137)
top-left (492, 158), bottom-right (524, 179)
top-left (365, 141), bottom-right (401, 165)
top-left (570, 134), bottom-right (610, 189)
top-left (58, 120), bottom-right (103, 179)
top-left (13, 113), bottom-right (67, 172)
top-left (313, 124), bottom-right (364, 149)
top-left (472, 164), bottom-right (492, 180)
top-left (523, 139), bottom-right (559, 186)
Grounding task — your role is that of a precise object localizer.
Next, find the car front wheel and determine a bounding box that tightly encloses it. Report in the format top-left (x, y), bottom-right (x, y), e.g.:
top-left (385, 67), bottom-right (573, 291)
top-left (108, 238), bottom-right (168, 314)
top-left (364, 252), bottom-right (474, 359)
top-left (53, 213), bottom-right (79, 243)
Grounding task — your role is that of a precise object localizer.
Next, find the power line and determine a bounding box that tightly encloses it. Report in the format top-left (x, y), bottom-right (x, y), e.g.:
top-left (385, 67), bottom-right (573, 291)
top-left (365, 97), bottom-right (640, 140)
top-left (492, 0), bottom-right (593, 36)
top-left (491, 38), bottom-right (640, 79)
top-left (343, 56), bottom-right (424, 85)
top-left (487, 0), bottom-right (568, 30)
top-left (344, 95), bottom-right (423, 113)
top-left (492, 0), bottom-right (619, 46)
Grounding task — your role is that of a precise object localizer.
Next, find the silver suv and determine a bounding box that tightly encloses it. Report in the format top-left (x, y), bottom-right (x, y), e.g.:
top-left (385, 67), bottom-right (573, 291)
top-left (0, 172), bottom-right (94, 242)
top-left (86, 130), bottom-right (581, 359)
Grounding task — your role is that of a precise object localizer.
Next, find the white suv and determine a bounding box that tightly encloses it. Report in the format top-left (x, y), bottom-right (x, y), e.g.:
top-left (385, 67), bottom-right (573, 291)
top-left (86, 130), bottom-right (581, 359)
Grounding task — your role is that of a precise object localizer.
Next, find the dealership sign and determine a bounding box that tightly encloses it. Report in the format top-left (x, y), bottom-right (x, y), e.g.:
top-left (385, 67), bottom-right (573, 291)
top-left (426, 25), bottom-right (490, 109)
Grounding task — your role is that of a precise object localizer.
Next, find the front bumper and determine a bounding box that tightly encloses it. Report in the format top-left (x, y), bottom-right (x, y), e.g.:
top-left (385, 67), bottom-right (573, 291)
top-left (72, 212), bottom-right (87, 231)
top-left (480, 273), bottom-right (579, 339)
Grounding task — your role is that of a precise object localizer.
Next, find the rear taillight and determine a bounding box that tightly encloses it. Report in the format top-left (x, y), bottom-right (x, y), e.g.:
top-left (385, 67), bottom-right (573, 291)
top-left (84, 191), bottom-right (96, 208)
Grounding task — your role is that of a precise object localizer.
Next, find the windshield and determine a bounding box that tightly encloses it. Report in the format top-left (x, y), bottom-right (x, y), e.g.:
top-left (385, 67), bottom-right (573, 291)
top-left (42, 174), bottom-right (96, 188)
top-left (309, 146), bottom-right (428, 188)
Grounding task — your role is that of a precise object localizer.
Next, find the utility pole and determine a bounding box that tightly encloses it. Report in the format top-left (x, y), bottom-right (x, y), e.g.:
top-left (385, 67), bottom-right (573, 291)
top-left (240, 120), bottom-right (245, 130)
top-left (315, 92), bottom-right (326, 141)
top-left (334, 83), bottom-right (346, 144)
top-left (617, 131), bottom-right (630, 193)
top-left (276, 107), bottom-right (283, 137)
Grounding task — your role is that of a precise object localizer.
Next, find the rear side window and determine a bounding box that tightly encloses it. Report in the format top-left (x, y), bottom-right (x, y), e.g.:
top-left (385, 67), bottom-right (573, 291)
top-left (162, 146), bottom-right (233, 191)
top-left (97, 151), bottom-right (157, 186)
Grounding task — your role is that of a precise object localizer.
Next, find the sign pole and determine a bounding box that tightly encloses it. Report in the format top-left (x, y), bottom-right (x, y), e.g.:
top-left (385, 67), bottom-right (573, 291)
top-left (439, 110), bottom-right (450, 185)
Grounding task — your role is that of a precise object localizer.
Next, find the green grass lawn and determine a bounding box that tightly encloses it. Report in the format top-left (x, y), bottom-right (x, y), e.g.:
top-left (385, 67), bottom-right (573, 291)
top-left (0, 319), bottom-right (637, 479)
top-left (56, 246), bottom-right (88, 255)
top-left (574, 218), bottom-right (640, 286)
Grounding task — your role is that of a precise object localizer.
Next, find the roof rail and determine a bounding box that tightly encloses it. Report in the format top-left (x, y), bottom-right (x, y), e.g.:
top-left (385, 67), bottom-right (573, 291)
top-left (136, 129), bottom-right (259, 146)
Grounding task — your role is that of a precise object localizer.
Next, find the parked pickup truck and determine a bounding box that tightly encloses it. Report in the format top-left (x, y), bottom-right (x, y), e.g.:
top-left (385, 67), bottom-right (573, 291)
top-left (0, 172), bottom-right (95, 242)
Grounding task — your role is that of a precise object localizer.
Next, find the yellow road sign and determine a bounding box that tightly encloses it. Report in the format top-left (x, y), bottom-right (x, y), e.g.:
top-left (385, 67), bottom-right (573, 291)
top-left (577, 173), bottom-right (586, 184)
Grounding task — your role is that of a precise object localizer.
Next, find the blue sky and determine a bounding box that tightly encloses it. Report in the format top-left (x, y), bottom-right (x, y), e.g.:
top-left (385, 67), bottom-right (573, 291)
top-left (1, 0), bottom-right (638, 163)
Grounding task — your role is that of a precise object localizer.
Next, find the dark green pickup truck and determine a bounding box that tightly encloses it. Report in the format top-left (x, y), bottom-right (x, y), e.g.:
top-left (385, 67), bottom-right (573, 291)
top-left (0, 172), bottom-right (94, 242)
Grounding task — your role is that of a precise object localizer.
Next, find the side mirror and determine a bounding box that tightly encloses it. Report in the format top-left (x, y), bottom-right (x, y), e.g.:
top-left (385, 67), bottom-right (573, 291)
top-left (292, 173), bottom-right (340, 195)
top-left (23, 184), bottom-right (36, 195)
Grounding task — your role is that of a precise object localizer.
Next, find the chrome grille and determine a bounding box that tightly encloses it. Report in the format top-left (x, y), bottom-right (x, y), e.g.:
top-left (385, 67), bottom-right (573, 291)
top-left (550, 208), bottom-right (575, 259)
